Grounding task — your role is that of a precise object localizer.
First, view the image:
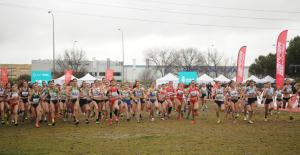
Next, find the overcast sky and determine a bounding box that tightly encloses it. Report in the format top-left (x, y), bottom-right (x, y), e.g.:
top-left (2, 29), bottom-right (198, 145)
top-left (0, 0), bottom-right (299, 66)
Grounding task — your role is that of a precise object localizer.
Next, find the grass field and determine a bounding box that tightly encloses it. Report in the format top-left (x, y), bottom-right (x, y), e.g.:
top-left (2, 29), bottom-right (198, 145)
top-left (0, 102), bottom-right (300, 155)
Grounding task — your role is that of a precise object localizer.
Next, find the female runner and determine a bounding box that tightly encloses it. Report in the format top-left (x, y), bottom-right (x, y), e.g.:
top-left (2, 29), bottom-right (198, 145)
top-left (0, 81), bottom-right (6, 124)
top-left (263, 82), bottom-right (275, 121)
top-left (147, 82), bottom-right (159, 121)
top-left (46, 81), bottom-right (59, 126)
top-left (188, 81), bottom-right (200, 124)
top-left (91, 80), bottom-right (105, 124)
top-left (29, 85), bottom-right (42, 128)
top-left (120, 83), bottom-right (132, 121)
top-left (19, 80), bottom-right (30, 122)
top-left (245, 80), bottom-right (258, 124)
top-left (79, 81), bottom-right (91, 124)
top-left (132, 80), bottom-right (144, 122)
top-left (199, 84), bottom-right (208, 114)
top-left (70, 79), bottom-right (80, 125)
top-left (157, 84), bottom-right (167, 120)
top-left (165, 81), bottom-right (176, 118)
top-left (107, 79), bottom-right (120, 125)
top-left (213, 81), bottom-right (225, 124)
top-left (282, 79), bottom-right (294, 120)
top-left (9, 84), bottom-right (19, 126)
top-left (275, 86), bottom-right (283, 115)
top-left (175, 83), bottom-right (185, 120)
top-left (227, 81), bottom-right (240, 123)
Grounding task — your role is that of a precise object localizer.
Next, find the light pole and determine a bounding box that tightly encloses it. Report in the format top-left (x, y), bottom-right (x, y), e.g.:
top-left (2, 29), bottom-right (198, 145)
top-left (118, 28), bottom-right (125, 82)
top-left (73, 40), bottom-right (78, 51)
top-left (48, 11), bottom-right (55, 77)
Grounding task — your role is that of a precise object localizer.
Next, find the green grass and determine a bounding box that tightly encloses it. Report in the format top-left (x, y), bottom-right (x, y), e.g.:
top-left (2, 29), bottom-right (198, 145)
top-left (0, 102), bottom-right (300, 155)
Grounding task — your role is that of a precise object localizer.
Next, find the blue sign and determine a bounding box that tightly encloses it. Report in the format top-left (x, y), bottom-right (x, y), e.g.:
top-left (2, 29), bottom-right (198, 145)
top-left (178, 72), bottom-right (198, 84)
top-left (31, 71), bottom-right (52, 85)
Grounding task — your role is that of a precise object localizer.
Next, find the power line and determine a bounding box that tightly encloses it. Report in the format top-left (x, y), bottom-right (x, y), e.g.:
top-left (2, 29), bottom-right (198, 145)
top-left (66, 0), bottom-right (299, 22)
top-left (0, 2), bottom-right (298, 30)
top-left (130, 0), bottom-right (300, 14)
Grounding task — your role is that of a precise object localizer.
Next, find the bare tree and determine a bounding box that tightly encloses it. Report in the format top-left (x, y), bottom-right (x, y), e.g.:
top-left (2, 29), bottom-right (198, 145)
top-left (145, 48), bottom-right (176, 77)
top-left (56, 49), bottom-right (89, 78)
top-left (205, 48), bottom-right (223, 77)
top-left (174, 48), bottom-right (205, 72)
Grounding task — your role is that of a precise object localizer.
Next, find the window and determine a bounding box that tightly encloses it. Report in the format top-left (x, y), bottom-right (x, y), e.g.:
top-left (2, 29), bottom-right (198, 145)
top-left (99, 72), bottom-right (105, 76)
top-left (94, 72), bottom-right (97, 76)
top-left (113, 72), bottom-right (121, 76)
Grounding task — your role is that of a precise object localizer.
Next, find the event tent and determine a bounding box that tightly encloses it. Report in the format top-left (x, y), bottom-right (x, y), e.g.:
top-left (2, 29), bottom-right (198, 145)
top-left (214, 75), bottom-right (230, 83)
top-left (54, 75), bottom-right (77, 85)
top-left (261, 75), bottom-right (275, 83)
top-left (243, 75), bottom-right (263, 83)
top-left (78, 73), bottom-right (98, 84)
top-left (197, 74), bottom-right (214, 84)
top-left (156, 73), bottom-right (179, 87)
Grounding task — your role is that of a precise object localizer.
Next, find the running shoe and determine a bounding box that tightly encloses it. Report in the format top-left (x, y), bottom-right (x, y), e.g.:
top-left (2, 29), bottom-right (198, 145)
top-left (191, 120), bottom-right (196, 125)
top-left (74, 120), bottom-right (79, 125)
top-left (248, 120), bottom-right (254, 124)
top-left (1, 120), bottom-right (4, 125)
top-left (217, 119), bottom-right (221, 124)
top-left (95, 119), bottom-right (100, 124)
top-left (108, 119), bottom-right (112, 126)
top-left (264, 118), bottom-right (268, 122)
top-left (151, 118), bottom-right (155, 122)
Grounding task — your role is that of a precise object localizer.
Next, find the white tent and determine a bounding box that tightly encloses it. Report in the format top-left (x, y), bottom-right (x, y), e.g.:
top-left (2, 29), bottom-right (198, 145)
top-left (214, 75), bottom-right (230, 83)
top-left (197, 74), bottom-right (214, 84)
top-left (261, 75), bottom-right (275, 83)
top-left (54, 75), bottom-right (77, 85)
top-left (156, 73), bottom-right (179, 87)
top-left (78, 73), bottom-right (98, 84)
top-left (243, 75), bottom-right (263, 83)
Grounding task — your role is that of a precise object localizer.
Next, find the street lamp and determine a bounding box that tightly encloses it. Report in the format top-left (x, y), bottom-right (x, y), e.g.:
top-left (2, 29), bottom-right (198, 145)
top-left (118, 28), bottom-right (125, 82)
top-left (73, 40), bottom-right (78, 51)
top-left (48, 11), bottom-right (55, 77)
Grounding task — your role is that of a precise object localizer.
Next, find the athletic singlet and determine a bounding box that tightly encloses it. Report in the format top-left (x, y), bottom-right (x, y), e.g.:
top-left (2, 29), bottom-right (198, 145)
top-left (201, 87), bottom-right (207, 95)
top-left (20, 87), bottom-right (29, 98)
top-left (246, 86), bottom-right (256, 97)
top-left (10, 92), bottom-right (19, 103)
top-left (265, 87), bottom-right (274, 97)
top-left (276, 90), bottom-right (283, 99)
top-left (92, 87), bottom-right (103, 98)
top-left (60, 89), bottom-right (67, 100)
top-left (109, 87), bottom-right (119, 98)
top-left (133, 88), bottom-right (143, 98)
top-left (49, 89), bottom-right (59, 101)
top-left (189, 87), bottom-right (199, 97)
top-left (166, 87), bottom-right (175, 97)
top-left (120, 89), bottom-right (131, 99)
top-left (80, 88), bottom-right (89, 99)
top-left (158, 90), bottom-right (166, 101)
top-left (71, 87), bottom-right (80, 99)
top-left (149, 88), bottom-right (157, 99)
top-left (215, 88), bottom-right (224, 101)
top-left (32, 92), bottom-right (40, 105)
top-left (283, 85), bottom-right (293, 94)
top-left (0, 88), bottom-right (5, 97)
top-left (229, 87), bottom-right (239, 100)
top-left (176, 88), bottom-right (184, 99)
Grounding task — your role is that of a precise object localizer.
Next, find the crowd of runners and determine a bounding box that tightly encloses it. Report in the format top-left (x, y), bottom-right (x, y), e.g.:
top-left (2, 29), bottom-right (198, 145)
top-left (0, 78), bottom-right (299, 128)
